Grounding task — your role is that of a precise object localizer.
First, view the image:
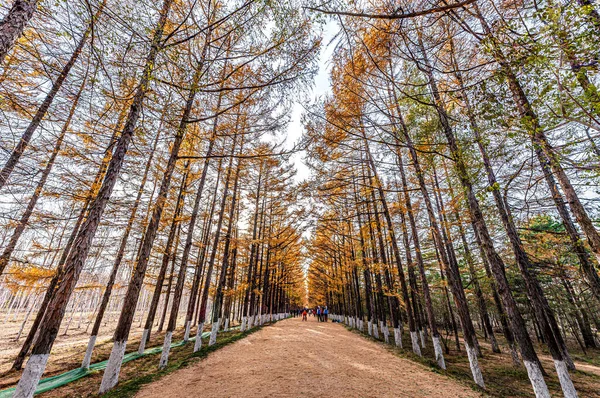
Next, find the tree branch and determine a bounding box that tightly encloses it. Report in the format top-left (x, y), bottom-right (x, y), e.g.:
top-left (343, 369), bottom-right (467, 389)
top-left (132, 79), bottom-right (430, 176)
top-left (305, 0), bottom-right (477, 20)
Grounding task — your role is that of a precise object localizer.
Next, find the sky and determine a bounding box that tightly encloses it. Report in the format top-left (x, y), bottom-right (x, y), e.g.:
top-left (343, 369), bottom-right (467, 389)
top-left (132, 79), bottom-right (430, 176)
top-left (284, 20), bottom-right (339, 183)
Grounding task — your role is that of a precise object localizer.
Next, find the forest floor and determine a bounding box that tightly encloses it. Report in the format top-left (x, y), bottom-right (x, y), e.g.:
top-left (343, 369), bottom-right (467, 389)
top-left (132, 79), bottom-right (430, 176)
top-left (0, 315), bottom-right (599, 397)
top-left (0, 311), bottom-right (186, 390)
top-left (363, 326), bottom-right (600, 397)
top-left (135, 316), bottom-right (480, 398)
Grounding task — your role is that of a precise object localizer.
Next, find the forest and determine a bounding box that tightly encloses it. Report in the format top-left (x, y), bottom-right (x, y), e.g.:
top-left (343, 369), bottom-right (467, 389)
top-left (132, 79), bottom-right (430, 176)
top-left (1, 0), bottom-right (600, 397)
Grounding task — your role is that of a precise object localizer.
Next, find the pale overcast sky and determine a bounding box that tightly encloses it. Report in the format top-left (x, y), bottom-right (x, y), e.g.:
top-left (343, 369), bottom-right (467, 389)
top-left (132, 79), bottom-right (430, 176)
top-left (285, 20), bottom-right (338, 183)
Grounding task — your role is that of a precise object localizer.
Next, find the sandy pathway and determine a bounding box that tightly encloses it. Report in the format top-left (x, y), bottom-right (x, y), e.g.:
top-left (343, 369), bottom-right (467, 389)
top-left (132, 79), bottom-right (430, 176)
top-left (136, 317), bottom-right (479, 398)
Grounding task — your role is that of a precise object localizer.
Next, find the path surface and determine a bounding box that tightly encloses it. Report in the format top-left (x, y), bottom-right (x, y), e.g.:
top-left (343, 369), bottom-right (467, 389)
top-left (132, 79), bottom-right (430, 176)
top-left (136, 317), bottom-right (478, 397)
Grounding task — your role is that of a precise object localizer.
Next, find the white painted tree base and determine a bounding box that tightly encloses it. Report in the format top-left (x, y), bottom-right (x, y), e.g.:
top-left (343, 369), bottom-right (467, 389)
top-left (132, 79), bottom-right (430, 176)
top-left (99, 339), bottom-right (128, 393)
top-left (433, 336), bottom-right (446, 369)
top-left (368, 321), bottom-right (373, 336)
top-left (193, 322), bottom-right (204, 352)
top-left (394, 328), bottom-right (402, 348)
top-left (383, 326), bottom-right (389, 343)
top-left (81, 335), bottom-right (97, 369)
top-left (209, 319), bottom-right (220, 346)
top-left (410, 331), bottom-right (422, 356)
top-left (224, 318), bottom-right (230, 331)
top-left (159, 331), bottom-right (173, 369)
top-left (240, 316), bottom-right (247, 332)
top-left (138, 329), bottom-right (149, 354)
top-left (554, 359), bottom-right (578, 398)
top-left (248, 316), bottom-right (254, 330)
top-left (523, 360), bottom-right (551, 398)
top-left (373, 323), bottom-right (379, 339)
top-left (420, 330), bottom-right (426, 348)
top-left (13, 353), bottom-right (50, 398)
top-left (184, 321), bottom-right (192, 342)
top-left (465, 342), bottom-right (485, 389)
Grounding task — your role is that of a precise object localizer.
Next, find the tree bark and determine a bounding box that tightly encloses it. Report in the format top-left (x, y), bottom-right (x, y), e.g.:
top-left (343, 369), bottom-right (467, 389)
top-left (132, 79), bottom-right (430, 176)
top-left (82, 119), bottom-right (162, 369)
top-left (0, 0), bottom-right (38, 65)
top-left (194, 131), bottom-right (238, 352)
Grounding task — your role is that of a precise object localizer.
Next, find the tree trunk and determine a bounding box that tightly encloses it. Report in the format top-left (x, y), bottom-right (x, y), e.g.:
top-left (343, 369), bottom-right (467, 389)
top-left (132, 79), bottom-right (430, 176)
top-left (81, 121), bottom-right (161, 369)
top-left (10, 106), bottom-right (124, 374)
top-left (0, 1), bottom-right (105, 192)
top-left (414, 26), bottom-right (563, 393)
top-left (0, 76), bottom-right (85, 275)
top-left (0, 0), bottom-right (38, 65)
top-left (475, 5), bottom-right (600, 304)
top-left (208, 130), bottom-right (243, 348)
top-left (139, 167), bottom-right (189, 352)
top-left (361, 136), bottom-right (421, 355)
top-left (194, 132), bottom-right (238, 352)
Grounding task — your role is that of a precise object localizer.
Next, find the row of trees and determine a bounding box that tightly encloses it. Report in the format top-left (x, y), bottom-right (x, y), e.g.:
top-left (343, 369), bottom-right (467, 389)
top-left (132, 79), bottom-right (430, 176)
top-left (305, 1), bottom-right (600, 397)
top-left (0, 0), bottom-right (313, 396)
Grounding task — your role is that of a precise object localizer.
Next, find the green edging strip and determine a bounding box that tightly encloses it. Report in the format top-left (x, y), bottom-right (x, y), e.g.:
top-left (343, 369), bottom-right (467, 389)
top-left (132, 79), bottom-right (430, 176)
top-left (0, 327), bottom-right (240, 398)
top-left (101, 326), bottom-right (263, 398)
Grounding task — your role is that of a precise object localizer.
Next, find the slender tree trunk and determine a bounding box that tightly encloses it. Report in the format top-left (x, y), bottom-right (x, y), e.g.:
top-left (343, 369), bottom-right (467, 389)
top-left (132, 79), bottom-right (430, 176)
top-left (138, 166), bottom-right (189, 352)
top-left (101, 93), bottom-right (184, 391)
top-left (11, 99), bottom-right (126, 381)
top-left (22, 0), bottom-right (174, 392)
top-left (0, 76), bottom-right (86, 275)
top-left (159, 227), bottom-right (182, 333)
top-left (187, 158), bottom-right (223, 338)
top-left (0, 1), bottom-right (106, 192)
top-left (241, 161), bottom-right (264, 331)
top-left (448, 41), bottom-right (576, 370)
top-left (413, 27), bottom-right (560, 394)
top-left (361, 136), bottom-right (421, 356)
top-left (81, 124), bottom-right (161, 369)
top-left (0, 0), bottom-right (38, 65)
top-left (395, 145), bottom-right (446, 365)
top-left (208, 131), bottom-right (243, 347)
top-left (353, 180), bottom-right (376, 337)
top-left (194, 132), bottom-right (238, 352)
top-left (474, 5), bottom-right (600, 305)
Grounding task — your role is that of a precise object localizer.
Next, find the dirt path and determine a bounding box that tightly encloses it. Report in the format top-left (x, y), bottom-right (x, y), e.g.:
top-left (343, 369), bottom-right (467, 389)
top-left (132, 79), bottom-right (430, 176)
top-left (136, 317), bottom-right (479, 398)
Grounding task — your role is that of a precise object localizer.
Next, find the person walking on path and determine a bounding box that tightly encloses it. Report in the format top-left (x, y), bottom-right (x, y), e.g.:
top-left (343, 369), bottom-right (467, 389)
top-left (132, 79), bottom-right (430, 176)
top-left (302, 309), bottom-right (307, 321)
top-left (316, 306), bottom-right (322, 322)
top-left (324, 307), bottom-right (328, 322)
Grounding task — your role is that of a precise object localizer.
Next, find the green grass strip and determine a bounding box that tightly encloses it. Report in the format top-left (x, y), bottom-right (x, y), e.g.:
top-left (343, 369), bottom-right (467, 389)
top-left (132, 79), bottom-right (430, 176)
top-left (0, 327), bottom-right (240, 397)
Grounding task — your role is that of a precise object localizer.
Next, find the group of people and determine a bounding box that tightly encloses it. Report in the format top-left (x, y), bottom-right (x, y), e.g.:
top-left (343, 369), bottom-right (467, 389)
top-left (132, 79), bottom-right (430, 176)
top-left (315, 306), bottom-right (328, 322)
top-left (291, 306), bottom-right (329, 322)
